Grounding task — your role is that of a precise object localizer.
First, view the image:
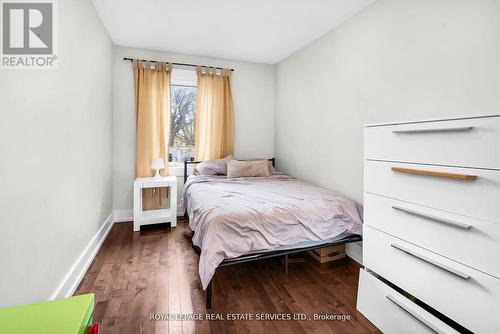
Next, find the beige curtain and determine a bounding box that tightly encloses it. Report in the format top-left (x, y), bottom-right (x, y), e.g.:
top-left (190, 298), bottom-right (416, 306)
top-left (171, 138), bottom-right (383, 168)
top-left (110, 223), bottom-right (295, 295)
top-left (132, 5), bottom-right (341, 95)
top-left (133, 60), bottom-right (172, 210)
top-left (195, 67), bottom-right (234, 161)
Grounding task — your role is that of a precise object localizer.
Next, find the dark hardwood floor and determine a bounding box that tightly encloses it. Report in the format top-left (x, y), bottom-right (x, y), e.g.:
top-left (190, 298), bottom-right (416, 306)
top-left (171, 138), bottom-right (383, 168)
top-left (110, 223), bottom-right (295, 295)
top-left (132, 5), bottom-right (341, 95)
top-left (75, 218), bottom-right (380, 334)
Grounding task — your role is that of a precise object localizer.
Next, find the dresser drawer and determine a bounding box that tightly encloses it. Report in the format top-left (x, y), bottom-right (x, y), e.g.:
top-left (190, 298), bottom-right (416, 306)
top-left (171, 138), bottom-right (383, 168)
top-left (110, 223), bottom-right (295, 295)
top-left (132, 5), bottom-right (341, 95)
top-left (365, 116), bottom-right (500, 169)
top-left (365, 160), bottom-right (500, 223)
top-left (365, 193), bottom-right (500, 278)
top-left (363, 226), bottom-right (500, 334)
top-left (357, 269), bottom-right (459, 334)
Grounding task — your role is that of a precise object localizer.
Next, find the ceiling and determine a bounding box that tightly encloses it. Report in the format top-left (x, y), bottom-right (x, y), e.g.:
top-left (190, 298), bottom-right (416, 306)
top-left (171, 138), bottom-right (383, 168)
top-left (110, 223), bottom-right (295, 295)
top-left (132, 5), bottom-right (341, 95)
top-left (93, 0), bottom-right (374, 64)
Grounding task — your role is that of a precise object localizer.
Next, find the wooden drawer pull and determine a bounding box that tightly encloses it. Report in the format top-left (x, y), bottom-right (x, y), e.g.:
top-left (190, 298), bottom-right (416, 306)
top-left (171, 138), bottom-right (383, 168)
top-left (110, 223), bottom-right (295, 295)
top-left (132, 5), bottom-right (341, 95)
top-left (391, 243), bottom-right (470, 280)
top-left (393, 126), bottom-right (473, 134)
top-left (391, 167), bottom-right (477, 180)
top-left (392, 206), bottom-right (472, 230)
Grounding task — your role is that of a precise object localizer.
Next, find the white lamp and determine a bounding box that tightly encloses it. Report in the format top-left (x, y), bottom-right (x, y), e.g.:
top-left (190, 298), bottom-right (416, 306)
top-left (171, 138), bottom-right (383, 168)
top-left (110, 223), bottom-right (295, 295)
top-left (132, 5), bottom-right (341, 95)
top-left (151, 157), bottom-right (165, 178)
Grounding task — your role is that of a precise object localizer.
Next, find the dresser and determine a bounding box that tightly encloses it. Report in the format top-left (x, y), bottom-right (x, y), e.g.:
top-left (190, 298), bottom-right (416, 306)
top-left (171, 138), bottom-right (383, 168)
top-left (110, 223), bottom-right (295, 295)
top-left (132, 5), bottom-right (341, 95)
top-left (357, 114), bottom-right (500, 334)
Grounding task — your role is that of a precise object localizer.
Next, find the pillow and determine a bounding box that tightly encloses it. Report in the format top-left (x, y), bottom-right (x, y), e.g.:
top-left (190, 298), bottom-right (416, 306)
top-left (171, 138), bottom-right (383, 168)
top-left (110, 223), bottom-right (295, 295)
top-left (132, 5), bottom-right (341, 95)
top-left (196, 155), bottom-right (232, 175)
top-left (227, 160), bottom-right (270, 178)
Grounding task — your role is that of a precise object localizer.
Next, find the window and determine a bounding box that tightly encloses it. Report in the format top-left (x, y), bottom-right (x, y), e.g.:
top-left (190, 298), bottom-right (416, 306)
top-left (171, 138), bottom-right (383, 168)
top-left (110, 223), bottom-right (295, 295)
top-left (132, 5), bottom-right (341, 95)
top-left (170, 85), bottom-right (196, 162)
top-left (169, 69), bottom-right (197, 163)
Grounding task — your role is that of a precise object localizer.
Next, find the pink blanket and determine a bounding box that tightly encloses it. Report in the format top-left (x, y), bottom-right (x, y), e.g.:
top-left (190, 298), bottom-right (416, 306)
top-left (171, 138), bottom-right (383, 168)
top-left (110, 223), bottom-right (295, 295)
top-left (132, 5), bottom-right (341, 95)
top-left (182, 173), bottom-right (363, 289)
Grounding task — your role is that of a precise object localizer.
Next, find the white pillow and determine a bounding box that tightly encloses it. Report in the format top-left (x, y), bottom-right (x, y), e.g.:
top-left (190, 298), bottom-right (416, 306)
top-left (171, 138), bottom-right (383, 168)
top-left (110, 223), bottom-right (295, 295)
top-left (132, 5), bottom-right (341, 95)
top-left (227, 160), bottom-right (270, 178)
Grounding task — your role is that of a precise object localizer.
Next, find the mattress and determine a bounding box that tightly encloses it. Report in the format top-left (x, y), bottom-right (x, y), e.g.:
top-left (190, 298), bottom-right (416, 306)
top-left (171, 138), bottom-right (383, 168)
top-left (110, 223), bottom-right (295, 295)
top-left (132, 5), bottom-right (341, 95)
top-left (182, 172), bottom-right (363, 289)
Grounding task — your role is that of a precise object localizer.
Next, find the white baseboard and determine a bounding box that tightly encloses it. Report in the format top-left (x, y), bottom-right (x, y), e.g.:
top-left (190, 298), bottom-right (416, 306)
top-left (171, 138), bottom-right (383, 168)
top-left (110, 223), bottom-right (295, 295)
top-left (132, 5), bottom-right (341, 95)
top-left (51, 211), bottom-right (114, 300)
top-left (113, 209), bottom-right (133, 222)
top-left (346, 241), bottom-right (363, 265)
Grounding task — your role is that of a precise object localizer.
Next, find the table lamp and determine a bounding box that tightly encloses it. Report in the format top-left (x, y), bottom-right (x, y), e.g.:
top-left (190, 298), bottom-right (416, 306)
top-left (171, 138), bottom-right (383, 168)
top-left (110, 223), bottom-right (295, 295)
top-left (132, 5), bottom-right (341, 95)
top-left (151, 157), bottom-right (165, 178)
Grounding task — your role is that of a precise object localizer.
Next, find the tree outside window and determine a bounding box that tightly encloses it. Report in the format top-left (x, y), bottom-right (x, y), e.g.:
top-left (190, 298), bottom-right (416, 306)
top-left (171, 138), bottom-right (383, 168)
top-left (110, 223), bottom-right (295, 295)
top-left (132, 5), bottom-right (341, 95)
top-left (170, 85), bottom-right (196, 162)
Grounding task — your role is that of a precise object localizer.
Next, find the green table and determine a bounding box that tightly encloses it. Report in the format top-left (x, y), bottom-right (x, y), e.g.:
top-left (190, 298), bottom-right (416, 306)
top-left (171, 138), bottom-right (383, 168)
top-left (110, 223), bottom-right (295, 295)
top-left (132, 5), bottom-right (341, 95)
top-left (0, 294), bottom-right (95, 334)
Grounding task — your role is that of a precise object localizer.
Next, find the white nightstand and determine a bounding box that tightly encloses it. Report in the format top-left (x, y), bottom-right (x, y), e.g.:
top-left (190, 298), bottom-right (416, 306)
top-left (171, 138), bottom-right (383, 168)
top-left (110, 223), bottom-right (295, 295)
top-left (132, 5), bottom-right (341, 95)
top-left (133, 176), bottom-right (177, 231)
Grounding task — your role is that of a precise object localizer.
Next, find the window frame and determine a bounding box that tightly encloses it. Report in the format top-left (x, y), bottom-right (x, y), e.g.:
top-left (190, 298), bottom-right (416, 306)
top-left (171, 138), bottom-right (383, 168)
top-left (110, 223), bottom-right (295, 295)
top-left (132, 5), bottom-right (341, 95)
top-left (169, 68), bottom-right (197, 164)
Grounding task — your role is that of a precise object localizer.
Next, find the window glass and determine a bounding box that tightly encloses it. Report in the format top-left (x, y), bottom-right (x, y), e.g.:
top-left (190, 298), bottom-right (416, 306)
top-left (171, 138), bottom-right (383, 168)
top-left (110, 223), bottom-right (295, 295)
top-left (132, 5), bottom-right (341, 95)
top-left (170, 84), bottom-right (196, 162)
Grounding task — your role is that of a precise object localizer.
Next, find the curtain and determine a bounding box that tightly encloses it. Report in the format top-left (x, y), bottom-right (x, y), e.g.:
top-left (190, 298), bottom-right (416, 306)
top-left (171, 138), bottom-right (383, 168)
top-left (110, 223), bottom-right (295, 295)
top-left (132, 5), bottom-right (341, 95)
top-left (195, 67), bottom-right (234, 161)
top-left (133, 60), bottom-right (172, 210)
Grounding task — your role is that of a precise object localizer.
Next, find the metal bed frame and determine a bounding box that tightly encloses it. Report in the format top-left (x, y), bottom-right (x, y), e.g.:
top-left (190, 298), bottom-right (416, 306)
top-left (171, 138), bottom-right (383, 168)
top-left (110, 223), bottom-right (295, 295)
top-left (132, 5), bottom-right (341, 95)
top-left (183, 158), bottom-right (362, 309)
top-left (183, 158), bottom-right (276, 184)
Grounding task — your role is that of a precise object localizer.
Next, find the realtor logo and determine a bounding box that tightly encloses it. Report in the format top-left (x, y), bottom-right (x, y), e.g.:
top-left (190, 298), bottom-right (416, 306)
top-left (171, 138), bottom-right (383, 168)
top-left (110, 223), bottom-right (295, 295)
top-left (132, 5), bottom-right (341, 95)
top-left (1, 0), bottom-right (57, 69)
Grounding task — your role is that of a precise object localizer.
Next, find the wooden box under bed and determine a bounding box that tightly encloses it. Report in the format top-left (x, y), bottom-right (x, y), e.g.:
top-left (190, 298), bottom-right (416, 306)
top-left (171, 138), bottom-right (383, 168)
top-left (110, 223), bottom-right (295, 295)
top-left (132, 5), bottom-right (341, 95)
top-left (308, 244), bottom-right (345, 263)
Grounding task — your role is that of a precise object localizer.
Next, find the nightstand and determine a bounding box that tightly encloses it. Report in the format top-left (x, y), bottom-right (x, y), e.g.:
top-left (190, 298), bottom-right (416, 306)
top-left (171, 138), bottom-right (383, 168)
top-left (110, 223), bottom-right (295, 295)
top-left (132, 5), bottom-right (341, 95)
top-left (133, 176), bottom-right (177, 231)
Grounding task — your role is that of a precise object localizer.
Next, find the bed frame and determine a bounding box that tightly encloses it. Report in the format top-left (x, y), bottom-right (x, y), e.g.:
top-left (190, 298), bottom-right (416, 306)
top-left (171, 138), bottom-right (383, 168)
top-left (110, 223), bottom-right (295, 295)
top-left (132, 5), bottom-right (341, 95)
top-left (183, 158), bottom-right (362, 309)
top-left (183, 158), bottom-right (276, 184)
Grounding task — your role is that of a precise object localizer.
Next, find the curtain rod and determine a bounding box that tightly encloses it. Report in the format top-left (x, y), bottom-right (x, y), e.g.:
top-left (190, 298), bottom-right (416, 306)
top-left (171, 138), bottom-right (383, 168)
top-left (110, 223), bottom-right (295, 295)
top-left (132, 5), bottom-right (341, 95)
top-left (122, 57), bottom-right (234, 71)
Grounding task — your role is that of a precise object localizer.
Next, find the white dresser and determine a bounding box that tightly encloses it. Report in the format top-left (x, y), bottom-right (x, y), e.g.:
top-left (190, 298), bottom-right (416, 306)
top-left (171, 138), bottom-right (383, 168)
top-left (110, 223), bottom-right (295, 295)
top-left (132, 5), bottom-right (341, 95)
top-left (357, 114), bottom-right (500, 334)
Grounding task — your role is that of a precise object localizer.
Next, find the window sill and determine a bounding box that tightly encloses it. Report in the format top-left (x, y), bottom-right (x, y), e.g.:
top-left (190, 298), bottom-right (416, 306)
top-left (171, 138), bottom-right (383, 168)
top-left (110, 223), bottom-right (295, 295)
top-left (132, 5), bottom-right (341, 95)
top-left (168, 163), bottom-right (195, 177)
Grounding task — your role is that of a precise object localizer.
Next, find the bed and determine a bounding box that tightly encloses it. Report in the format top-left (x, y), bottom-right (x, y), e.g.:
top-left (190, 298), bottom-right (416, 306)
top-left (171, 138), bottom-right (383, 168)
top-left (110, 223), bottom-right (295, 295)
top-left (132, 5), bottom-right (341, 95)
top-left (182, 159), bottom-right (363, 308)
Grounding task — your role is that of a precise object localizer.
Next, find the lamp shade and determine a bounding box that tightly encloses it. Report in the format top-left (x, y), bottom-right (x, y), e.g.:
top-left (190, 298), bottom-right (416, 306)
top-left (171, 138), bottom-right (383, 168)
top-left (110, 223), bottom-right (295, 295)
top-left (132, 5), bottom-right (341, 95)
top-left (151, 157), bottom-right (165, 170)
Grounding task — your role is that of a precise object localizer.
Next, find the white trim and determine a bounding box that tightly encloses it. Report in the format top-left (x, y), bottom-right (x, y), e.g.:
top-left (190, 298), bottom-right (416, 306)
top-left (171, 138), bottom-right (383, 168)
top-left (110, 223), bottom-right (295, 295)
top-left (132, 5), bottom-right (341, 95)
top-left (168, 164), bottom-right (195, 177)
top-left (346, 241), bottom-right (363, 265)
top-left (113, 209), bottom-right (133, 222)
top-left (171, 68), bottom-right (197, 86)
top-left (51, 211), bottom-right (114, 300)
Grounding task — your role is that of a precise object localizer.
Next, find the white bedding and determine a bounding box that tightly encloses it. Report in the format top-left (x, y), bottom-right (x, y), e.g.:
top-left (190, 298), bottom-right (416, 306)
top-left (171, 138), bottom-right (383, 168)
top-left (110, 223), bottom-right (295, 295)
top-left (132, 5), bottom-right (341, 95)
top-left (182, 172), bottom-right (363, 289)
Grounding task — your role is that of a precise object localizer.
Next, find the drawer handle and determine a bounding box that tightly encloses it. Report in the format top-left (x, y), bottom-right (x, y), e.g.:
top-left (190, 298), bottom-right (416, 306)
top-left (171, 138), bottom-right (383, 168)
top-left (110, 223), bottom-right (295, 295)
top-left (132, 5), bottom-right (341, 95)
top-left (391, 243), bottom-right (470, 280)
top-left (392, 206), bottom-right (472, 230)
top-left (393, 126), bottom-right (473, 134)
top-left (386, 295), bottom-right (451, 334)
top-left (391, 167), bottom-right (477, 181)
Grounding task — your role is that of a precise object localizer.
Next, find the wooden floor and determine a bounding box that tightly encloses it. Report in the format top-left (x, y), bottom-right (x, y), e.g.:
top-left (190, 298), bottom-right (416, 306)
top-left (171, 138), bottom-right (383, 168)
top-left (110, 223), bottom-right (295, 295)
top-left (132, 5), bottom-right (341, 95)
top-left (75, 218), bottom-right (380, 334)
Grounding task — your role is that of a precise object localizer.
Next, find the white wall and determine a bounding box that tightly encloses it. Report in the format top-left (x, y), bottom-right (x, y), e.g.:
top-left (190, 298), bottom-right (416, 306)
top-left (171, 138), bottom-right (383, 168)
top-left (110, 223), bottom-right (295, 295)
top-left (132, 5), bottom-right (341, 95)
top-left (113, 46), bottom-right (275, 212)
top-left (275, 0), bottom-right (500, 204)
top-left (0, 0), bottom-right (113, 306)
top-left (274, 0), bottom-right (500, 261)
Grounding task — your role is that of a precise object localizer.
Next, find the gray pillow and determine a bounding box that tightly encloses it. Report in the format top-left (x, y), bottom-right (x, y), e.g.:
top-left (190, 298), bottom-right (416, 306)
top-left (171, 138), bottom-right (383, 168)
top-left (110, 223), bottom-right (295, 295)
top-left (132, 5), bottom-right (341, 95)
top-left (227, 160), bottom-right (270, 178)
top-left (196, 155), bottom-right (232, 175)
